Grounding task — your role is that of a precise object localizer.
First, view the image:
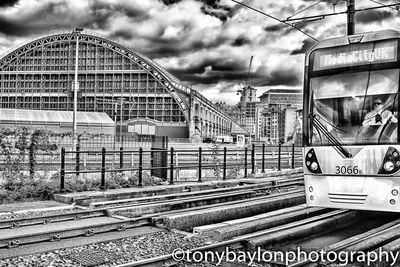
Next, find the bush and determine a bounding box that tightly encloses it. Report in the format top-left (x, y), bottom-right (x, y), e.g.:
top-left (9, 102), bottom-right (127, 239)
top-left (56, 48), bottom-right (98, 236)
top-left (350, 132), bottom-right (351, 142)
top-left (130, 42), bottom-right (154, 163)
top-left (0, 171), bottom-right (59, 204)
top-left (0, 170), bottom-right (164, 204)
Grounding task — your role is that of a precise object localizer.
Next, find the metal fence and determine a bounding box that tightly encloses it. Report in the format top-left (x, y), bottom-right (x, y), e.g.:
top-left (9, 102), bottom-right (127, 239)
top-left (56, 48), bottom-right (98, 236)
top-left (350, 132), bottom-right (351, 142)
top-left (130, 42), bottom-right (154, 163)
top-left (0, 135), bottom-right (168, 174)
top-left (59, 144), bottom-right (303, 192)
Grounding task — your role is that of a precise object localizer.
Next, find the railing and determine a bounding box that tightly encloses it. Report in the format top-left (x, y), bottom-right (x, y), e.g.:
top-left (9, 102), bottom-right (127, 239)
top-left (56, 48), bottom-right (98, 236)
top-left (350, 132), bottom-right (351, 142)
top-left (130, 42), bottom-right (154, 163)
top-left (58, 144), bottom-right (303, 192)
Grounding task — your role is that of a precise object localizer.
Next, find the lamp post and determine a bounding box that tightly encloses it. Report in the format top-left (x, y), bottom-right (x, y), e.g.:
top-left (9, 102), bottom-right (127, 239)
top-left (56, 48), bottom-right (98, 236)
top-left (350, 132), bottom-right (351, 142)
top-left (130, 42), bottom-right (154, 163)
top-left (72, 27), bottom-right (83, 150)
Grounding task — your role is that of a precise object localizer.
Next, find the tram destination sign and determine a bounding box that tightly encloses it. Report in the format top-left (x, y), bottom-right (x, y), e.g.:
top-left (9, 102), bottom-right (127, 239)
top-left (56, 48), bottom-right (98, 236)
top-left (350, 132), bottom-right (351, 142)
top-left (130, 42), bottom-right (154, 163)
top-left (313, 40), bottom-right (397, 71)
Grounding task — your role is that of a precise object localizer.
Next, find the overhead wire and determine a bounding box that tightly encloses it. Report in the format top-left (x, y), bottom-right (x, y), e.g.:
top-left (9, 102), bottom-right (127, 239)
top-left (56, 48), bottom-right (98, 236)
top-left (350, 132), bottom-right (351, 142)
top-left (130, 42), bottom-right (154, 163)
top-left (230, 0), bottom-right (319, 42)
top-left (287, 0), bottom-right (324, 19)
top-left (368, 0), bottom-right (399, 10)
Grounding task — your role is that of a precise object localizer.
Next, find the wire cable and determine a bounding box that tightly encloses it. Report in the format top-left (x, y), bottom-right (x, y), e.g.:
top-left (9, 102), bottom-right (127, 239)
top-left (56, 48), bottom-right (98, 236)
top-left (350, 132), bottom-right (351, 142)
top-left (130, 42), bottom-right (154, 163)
top-left (230, 0), bottom-right (319, 42)
top-left (368, 0), bottom-right (398, 10)
top-left (287, 0), bottom-right (323, 19)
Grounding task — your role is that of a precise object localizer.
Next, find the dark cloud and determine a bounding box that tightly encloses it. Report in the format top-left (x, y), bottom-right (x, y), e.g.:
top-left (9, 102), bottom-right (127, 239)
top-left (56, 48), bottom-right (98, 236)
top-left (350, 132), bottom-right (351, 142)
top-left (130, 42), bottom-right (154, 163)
top-left (290, 38), bottom-right (316, 55)
top-left (264, 24), bottom-right (286, 32)
top-left (302, 0), bottom-right (331, 3)
top-left (82, 2), bottom-right (115, 30)
top-left (142, 34), bottom-right (230, 58)
top-left (111, 29), bottom-right (134, 40)
top-left (232, 36), bottom-right (250, 47)
top-left (0, 0), bottom-right (18, 8)
top-left (166, 57), bottom-right (271, 86)
top-left (159, 0), bottom-right (233, 22)
top-left (0, 17), bottom-right (29, 36)
top-left (0, 2), bottom-right (79, 36)
top-left (356, 10), bottom-right (394, 24)
top-left (200, 5), bottom-right (228, 21)
top-left (259, 68), bottom-right (300, 86)
top-left (159, 0), bottom-right (181, 5)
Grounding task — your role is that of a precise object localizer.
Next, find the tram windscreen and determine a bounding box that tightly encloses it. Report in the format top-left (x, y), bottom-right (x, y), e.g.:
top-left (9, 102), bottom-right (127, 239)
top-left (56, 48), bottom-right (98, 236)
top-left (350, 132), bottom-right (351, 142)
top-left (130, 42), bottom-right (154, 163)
top-left (310, 69), bottom-right (399, 145)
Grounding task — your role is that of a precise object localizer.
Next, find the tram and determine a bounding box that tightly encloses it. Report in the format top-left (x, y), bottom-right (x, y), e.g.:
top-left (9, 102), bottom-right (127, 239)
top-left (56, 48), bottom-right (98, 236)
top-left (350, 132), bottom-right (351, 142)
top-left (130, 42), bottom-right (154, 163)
top-left (303, 29), bottom-right (400, 212)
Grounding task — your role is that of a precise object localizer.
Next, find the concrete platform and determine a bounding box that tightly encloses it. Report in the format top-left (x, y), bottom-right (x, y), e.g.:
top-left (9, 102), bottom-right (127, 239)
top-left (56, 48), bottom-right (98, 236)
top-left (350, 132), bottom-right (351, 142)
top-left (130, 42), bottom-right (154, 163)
top-left (53, 168), bottom-right (303, 205)
top-left (193, 205), bottom-right (326, 240)
top-left (0, 200), bottom-right (72, 213)
top-left (156, 190), bottom-right (306, 231)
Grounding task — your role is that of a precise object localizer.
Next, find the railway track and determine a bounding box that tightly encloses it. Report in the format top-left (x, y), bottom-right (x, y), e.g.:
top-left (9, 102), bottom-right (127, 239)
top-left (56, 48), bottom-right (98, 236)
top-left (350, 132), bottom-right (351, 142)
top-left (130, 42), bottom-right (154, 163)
top-left (111, 209), bottom-right (349, 267)
top-left (109, 210), bottom-right (400, 267)
top-left (0, 176), bottom-right (304, 261)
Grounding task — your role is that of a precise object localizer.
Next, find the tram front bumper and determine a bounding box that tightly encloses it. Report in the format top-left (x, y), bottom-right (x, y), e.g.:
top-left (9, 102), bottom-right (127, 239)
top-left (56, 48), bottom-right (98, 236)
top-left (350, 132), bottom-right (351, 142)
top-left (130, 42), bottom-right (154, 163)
top-left (304, 174), bottom-right (400, 212)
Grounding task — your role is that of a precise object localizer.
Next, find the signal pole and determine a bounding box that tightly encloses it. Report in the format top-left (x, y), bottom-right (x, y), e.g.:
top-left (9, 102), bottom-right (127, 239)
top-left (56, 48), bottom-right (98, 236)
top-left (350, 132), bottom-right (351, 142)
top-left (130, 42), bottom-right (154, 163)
top-left (347, 0), bottom-right (356, 35)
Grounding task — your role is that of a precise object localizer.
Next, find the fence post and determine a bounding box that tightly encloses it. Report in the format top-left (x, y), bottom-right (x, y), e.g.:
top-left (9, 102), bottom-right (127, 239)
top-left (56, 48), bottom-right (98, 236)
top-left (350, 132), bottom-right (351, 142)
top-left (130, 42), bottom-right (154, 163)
top-left (138, 147), bottom-right (143, 187)
top-left (100, 147), bottom-right (106, 190)
top-left (120, 147), bottom-right (124, 170)
top-left (278, 143), bottom-right (281, 171)
top-left (262, 143), bottom-right (265, 173)
top-left (251, 143), bottom-right (255, 174)
top-left (292, 144), bottom-right (295, 169)
top-left (169, 147), bottom-right (174, 185)
top-left (60, 147), bottom-right (65, 193)
top-left (244, 147), bottom-right (248, 178)
top-left (223, 147), bottom-right (227, 180)
top-left (75, 144), bottom-right (80, 176)
top-left (198, 147), bottom-right (202, 182)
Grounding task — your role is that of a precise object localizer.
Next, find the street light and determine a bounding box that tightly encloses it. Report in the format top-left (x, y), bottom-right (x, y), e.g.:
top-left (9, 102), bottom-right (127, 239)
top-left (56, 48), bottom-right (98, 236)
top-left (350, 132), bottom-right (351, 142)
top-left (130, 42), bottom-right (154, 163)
top-left (72, 27), bottom-right (83, 150)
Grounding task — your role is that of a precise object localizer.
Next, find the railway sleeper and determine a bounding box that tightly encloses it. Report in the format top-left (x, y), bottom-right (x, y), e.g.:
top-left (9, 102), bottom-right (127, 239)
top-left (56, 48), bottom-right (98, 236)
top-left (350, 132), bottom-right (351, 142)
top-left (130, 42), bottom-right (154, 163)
top-left (117, 224), bottom-right (126, 231)
top-left (85, 228), bottom-right (96, 237)
top-left (50, 234), bottom-right (61, 242)
top-left (7, 240), bottom-right (20, 248)
top-left (10, 222), bottom-right (20, 229)
top-left (43, 218), bottom-right (52, 224)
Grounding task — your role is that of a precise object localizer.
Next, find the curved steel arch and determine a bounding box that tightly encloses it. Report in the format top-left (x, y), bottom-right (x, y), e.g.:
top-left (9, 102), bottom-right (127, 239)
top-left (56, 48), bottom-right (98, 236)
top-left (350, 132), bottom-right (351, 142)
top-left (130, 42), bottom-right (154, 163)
top-left (0, 31), bottom-right (190, 122)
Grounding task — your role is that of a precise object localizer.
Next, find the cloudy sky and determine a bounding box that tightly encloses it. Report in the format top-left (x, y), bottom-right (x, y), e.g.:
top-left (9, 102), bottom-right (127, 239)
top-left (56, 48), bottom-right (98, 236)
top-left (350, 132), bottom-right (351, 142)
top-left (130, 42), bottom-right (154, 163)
top-left (0, 0), bottom-right (399, 104)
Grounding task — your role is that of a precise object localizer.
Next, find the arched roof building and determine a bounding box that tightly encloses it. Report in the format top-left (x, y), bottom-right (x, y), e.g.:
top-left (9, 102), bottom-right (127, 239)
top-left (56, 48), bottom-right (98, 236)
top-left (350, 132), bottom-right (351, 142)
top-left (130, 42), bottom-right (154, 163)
top-left (0, 30), bottom-right (238, 140)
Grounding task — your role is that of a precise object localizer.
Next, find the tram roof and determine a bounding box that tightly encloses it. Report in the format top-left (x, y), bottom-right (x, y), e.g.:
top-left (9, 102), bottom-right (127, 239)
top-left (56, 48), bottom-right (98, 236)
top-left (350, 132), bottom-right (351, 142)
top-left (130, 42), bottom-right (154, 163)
top-left (305, 29), bottom-right (400, 66)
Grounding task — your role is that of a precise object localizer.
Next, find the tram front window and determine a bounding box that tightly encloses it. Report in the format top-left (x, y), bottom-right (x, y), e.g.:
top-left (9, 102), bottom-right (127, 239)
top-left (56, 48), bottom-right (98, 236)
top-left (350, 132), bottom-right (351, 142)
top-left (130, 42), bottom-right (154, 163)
top-left (310, 69), bottom-right (399, 145)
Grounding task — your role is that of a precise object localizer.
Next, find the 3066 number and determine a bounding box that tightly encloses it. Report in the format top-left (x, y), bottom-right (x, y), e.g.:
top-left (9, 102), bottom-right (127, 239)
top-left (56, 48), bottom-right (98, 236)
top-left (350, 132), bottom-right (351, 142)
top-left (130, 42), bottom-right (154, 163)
top-left (335, 166), bottom-right (361, 175)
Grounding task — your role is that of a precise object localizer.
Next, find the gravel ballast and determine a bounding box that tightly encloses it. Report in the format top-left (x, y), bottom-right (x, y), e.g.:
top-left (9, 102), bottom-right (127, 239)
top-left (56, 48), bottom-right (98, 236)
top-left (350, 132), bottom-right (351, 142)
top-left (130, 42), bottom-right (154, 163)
top-left (0, 231), bottom-right (214, 267)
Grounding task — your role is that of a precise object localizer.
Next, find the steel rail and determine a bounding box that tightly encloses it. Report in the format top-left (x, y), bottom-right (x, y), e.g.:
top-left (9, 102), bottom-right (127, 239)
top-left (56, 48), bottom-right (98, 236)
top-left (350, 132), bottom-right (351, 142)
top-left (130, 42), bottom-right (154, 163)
top-left (90, 181), bottom-right (304, 209)
top-left (0, 217), bottom-right (150, 249)
top-left (287, 217), bottom-right (400, 267)
top-left (0, 210), bottom-right (105, 230)
top-left (115, 210), bottom-right (349, 267)
top-left (108, 187), bottom-right (305, 215)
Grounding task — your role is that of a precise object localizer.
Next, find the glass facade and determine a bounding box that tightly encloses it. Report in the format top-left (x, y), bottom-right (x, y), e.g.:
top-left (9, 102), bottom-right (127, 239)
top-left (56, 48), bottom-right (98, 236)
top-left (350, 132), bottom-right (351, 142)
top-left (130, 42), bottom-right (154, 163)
top-left (0, 34), bottom-right (187, 123)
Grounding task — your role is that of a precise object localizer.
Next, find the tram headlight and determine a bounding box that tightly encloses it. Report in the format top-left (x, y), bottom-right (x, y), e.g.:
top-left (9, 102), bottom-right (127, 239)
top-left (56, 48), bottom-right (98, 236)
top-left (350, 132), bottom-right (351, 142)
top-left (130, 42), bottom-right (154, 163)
top-left (305, 149), bottom-right (322, 174)
top-left (392, 189), bottom-right (399, 196)
top-left (310, 162), bottom-right (319, 171)
top-left (379, 147), bottom-right (400, 174)
top-left (384, 161), bottom-right (395, 172)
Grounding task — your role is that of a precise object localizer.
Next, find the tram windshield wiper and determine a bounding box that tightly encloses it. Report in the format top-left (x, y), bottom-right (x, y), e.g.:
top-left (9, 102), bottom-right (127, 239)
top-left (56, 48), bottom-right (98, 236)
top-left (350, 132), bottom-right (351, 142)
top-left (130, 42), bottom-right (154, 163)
top-left (309, 114), bottom-right (352, 158)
